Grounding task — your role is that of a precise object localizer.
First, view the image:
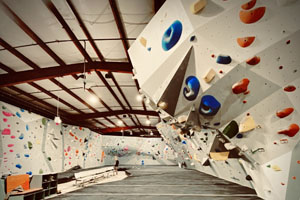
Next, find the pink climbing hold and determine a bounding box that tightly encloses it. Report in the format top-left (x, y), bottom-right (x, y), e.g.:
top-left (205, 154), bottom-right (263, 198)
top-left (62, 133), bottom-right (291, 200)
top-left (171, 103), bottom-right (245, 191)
top-left (3, 118), bottom-right (7, 122)
top-left (232, 78), bottom-right (250, 94)
top-left (2, 128), bottom-right (11, 135)
top-left (8, 144), bottom-right (14, 147)
top-left (9, 149), bottom-right (13, 152)
top-left (276, 108), bottom-right (294, 118)
top-left (278, 124), bottom-right (299, 137)
top-left (67, 146), bottom-right (71, 152)
top-left (11, 135), bottom-right (16, 139)
top-left (2, 111), bottom-right (13, 117)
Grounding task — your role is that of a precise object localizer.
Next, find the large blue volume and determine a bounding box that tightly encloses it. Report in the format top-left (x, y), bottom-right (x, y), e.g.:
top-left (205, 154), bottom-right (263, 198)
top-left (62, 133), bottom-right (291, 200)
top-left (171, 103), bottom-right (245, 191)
top-left (162, 20), bottom-right (183, 51)
top-left (199, 95), bottom-right (221, 116)
top-left (183, 76), bottom-right (200, 101)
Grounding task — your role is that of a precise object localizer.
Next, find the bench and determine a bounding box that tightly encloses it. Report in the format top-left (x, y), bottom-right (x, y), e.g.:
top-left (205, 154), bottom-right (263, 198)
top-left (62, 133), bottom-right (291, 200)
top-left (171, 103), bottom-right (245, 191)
top-left (74, 167), bottom-right (115, 187)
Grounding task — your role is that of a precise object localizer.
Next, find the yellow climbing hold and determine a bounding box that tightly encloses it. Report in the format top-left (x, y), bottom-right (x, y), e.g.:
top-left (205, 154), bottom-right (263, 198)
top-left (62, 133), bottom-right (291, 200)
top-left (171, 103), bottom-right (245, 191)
top-left (239, 116), bottom-right (256, 133)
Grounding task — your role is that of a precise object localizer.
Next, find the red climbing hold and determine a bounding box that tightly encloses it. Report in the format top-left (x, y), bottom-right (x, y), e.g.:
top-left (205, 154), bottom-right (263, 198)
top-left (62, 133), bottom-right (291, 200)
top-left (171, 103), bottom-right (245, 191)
top-left (219, 70), bottom-right (223, 74)
top-left (240, 7), bottom-right (266, 24)
top-left (284, 85), bottom-right (296, 92)
top-left (297, 160), bottom-right (300, 164)
top-left (244, 90), bottom-right (250, 95)
top-left (279, 66), bottom-right (283, 70)
top-left (292, 176), bottom-right (296, 180)
top-left (241, 0), bottom-right (256, 10)
top-left (246, 56), bottom-right (260, 65)
top-left (237, 37), bottom-right (255, 47)
top-left (243, 100), bottom-right (247, 104)
top-left (278, 124), bottom-right (299, 137)
top-left (286, 40), bottom-right (290, 44)
top-left (281, 182), bottom-right (285, 185)
top-left (232, 78), bottom-right (250, 94)
top-left (276, 108), bottom-right (294, 118)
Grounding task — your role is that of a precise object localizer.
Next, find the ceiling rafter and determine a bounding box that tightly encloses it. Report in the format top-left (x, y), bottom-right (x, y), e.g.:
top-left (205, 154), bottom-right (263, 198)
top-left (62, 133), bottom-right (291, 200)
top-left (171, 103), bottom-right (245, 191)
top-left (71, 109), bottom-right (159, 120)
top-left (42, 0), bottom-right (92, 63)
top-left (0, 61), bottom-right (108, 128)
top-left (108, 0), bottom-right (150, 125)
top-left (99, 125), bottom-right (157, 133)
top-left (65, 1), bottom-right (141, 130)
top-left (109, 72), bottom-right (144, 128)
top-left (66, 0), bottom-right (104, 61)
top-left (0, 61), bottom-right (132, 87)
top-left (0, 38), bottom-right (109, 127)
top-left (0, 89), bottom-right (96, 129)
top-left (86, 88), bottom-right (127, 127)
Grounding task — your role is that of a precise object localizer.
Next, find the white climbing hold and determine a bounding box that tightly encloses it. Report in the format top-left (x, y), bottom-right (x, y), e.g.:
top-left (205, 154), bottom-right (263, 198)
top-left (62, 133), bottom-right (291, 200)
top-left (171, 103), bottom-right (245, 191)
top-left (239, 115), bottom-right (256, 133)
top-left (224, 143), bottom-right (237, 150)
top-left (203, 68), bottom-right (216, 83)
top-left (190, 0), bottom-right (207, 14)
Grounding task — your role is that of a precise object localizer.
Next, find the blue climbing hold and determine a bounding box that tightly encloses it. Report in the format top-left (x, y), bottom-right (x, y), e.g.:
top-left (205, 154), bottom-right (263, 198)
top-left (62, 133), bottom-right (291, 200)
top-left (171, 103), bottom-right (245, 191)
top-left (26, 124), bottom-right (29, 131)
top-left (147, 47), bottom-right (152, 51)
top-left (20, 108), bottom-right (25, 112)
top-left (183, 76), bottom-right (200, 101)
top-left (16, 164), bottom-right (22, 169)
top-left (16, 112), bottom-right (21, 118)
top-left (216, 55), bottom-right (232, 64)
top-left (162, 20), bottom-right (183, 51)
top-left (19, 133), bottom-right (24, 140)
top-left (24, 154), bottom-right (30, 158)
top-left (26, 171), bottom-right (32, 175)
top-left (182, 140), bottom-right (187, 144)
top-left (236, 133), bottom-right (243, 138)
top-left (199, 95), bottom-right (221, 116)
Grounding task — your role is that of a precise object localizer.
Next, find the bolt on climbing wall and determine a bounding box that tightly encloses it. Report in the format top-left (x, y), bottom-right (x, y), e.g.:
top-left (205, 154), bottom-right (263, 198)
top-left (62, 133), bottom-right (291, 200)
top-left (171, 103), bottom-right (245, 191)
top-left (128, 0), bottom-right (300, 199)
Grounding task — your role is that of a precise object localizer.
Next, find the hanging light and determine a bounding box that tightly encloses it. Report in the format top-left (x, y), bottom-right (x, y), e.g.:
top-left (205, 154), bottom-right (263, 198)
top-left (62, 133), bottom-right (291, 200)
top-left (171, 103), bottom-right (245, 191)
top-left (117, 120), bottom-right (123, 126)
top-left (89, 94), bottom-right (98, 104)
top-left (55, 94), bottom-right (62, 124)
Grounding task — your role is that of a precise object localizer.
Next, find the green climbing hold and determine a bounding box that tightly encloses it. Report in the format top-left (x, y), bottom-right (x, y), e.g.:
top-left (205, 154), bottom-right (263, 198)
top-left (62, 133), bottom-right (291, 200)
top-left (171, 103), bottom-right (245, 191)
top-left (47, 157), bottom-right (51, 161)
top-left (267, 164), bottom-right (271, 168)
top-left (223, 120), bottom-right (239, 138)
top-left (39, 169), bottom-right (43, 174)
top-left (2, 106), bottom-right (6, 109)
top-left (42, 118), bottom-right (47, 126)
top-left (28, 141), bottom-right (33, 150)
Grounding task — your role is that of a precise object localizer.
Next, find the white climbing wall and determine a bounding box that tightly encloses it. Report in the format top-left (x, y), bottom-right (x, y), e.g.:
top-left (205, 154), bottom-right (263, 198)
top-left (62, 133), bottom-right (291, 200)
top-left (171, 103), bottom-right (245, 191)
top-left (0, 101), bottom-right (175, 176)
top-left (128, 0), bottom-right (300, 199)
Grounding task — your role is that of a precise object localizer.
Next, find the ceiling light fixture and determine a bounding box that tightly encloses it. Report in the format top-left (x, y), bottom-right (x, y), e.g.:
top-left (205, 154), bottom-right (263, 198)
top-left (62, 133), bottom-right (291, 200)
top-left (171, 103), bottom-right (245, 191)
top-left (136, 94), bottom-right (143, 102)
top-left (146, 119), bottom-right (151, 125)
top-left (89, 95), bottom-right (98, 104)
top-left (117, 120), bottom-right (123, 126)
top-left (54, 93), bottom-right (62, 124)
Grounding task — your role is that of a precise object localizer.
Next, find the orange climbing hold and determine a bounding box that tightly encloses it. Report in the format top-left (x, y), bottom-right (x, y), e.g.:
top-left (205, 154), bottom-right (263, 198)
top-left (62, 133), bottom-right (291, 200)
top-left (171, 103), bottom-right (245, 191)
top-left (76, 149), bottom-right (79, 154)
top-left (237, 37), bottom-right (255, 47)
top-left (246, 56), bottom-right (260, 65)
top-left (69, 132), bottom-right (74, 137)
top-left (284, 85), bottom-right (296, 92)
top-left (239, 7), bottom-right (266, 24)
top-left (232, 78), bottom-right (250, 94)
top-left (297, 160), bottom-right (300, 164)
top-left (278, 124), bottom-right (299, 137)
top-left (276, 108), bottom-right (294, 118)
top-left (292, 176), bottom-right (296, 180)
top-left (241, 0), bottom-right (256, 10)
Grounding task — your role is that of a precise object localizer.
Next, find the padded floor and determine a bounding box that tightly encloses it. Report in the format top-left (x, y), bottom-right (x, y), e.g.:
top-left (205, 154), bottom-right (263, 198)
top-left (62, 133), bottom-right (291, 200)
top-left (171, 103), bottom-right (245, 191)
top-left (50, 165), bottom-right (262, 200)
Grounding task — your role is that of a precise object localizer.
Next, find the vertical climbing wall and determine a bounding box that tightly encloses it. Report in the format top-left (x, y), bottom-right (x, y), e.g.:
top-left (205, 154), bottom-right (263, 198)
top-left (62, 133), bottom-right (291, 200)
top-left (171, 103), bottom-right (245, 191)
top-left (101, 135), bottom-right (175, 166)
top-left (128, 0), bottom-right (300, 199)
top-left (0, 101), bottom-right (175, 176)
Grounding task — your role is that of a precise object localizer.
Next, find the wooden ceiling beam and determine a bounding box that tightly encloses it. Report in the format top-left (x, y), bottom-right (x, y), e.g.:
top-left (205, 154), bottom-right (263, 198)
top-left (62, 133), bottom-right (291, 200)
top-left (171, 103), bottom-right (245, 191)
top-left (71, 109), bottom-right (159, 120)
top-left (0, 61), bottom-right (132, 87)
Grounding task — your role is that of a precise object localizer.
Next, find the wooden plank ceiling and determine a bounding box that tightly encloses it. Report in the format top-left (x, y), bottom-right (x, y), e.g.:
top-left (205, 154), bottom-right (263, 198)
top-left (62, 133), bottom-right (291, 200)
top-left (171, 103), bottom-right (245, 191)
top-left (0, 0), bottom-right (165, 137)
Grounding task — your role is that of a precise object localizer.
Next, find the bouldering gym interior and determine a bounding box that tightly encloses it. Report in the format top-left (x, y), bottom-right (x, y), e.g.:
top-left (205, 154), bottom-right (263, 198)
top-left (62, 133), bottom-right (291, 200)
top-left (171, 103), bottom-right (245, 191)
top-left (0, 0), bottom-right (299, 199)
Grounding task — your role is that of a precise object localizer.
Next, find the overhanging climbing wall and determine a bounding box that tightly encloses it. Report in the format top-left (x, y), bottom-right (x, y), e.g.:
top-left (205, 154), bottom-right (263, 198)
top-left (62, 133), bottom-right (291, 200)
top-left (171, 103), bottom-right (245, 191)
top-left (128, 0), bottom-right (300, 199)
